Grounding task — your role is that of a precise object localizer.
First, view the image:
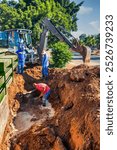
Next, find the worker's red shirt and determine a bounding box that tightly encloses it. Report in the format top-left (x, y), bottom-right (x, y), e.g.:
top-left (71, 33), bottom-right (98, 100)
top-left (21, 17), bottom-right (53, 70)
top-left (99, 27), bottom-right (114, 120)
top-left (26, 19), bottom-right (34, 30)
top-left (35, 83), bottom-right (50, 94)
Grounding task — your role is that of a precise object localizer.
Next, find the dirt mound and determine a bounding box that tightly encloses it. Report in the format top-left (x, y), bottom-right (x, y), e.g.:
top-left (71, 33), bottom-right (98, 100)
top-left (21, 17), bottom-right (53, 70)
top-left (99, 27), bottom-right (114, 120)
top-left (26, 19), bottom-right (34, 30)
top-left (9, 64), bottom-right (100, 150)
top-left (48, 65), bottom-right (100, 150)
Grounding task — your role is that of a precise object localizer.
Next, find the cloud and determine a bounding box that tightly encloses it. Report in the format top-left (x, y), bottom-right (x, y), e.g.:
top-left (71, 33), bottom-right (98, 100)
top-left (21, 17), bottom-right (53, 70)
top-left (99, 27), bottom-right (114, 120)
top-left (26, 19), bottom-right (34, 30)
top-left (71, 30), bottom-right (85, 38)
top-left (79, 6), bottom-right (93, 15)
top-left (89, 21), bottom-right (100, 32)
top-left (71, 31), bottom-right (79, 38)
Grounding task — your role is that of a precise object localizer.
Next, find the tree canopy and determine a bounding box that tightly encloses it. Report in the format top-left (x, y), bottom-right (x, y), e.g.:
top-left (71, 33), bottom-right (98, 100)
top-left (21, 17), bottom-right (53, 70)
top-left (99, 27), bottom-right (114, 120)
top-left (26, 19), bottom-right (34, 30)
top-left (79, 34), bottom-right (100, 49)
top-left (54, 0), bottom-right (84, 31)
top-left (51, 41), bottom-right (72, 68)
top-left (0, 0), bottom-right (83, 45)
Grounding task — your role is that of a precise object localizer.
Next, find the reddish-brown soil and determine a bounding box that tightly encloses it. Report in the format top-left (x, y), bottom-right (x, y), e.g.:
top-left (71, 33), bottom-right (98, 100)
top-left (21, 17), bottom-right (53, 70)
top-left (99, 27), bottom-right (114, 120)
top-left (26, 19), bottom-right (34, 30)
top-left (1, 64), bottom-right (100, 150)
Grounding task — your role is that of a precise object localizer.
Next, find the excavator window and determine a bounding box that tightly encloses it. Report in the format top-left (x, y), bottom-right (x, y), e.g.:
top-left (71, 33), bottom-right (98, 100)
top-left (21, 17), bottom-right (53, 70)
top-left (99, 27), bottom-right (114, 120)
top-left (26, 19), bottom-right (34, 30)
top-left (0, 31), bottom-right (8, 48)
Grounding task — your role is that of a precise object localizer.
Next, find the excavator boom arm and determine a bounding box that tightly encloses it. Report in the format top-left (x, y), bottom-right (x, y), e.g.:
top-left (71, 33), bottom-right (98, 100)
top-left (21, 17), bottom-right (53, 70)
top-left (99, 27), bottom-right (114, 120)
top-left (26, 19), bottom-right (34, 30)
top-left (38, 18), bottom-right (91, 63)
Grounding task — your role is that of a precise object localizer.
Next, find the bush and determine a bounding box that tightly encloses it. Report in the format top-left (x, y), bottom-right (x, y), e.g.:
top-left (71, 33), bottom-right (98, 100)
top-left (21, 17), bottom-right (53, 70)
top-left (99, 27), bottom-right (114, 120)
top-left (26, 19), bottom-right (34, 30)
top-left (51, 42), bottom-right (72, 68)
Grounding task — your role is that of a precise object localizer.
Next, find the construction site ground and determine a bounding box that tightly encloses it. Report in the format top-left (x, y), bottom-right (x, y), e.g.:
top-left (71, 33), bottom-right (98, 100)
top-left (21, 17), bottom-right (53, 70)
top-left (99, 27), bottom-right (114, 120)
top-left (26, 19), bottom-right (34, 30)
top-left (0, 56), bottom-right (100, 150)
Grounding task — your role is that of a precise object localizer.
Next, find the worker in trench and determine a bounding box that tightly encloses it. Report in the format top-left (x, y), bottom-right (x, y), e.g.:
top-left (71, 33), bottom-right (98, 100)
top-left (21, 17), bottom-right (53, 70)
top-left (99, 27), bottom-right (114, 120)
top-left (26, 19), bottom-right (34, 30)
top-left (25, 83), bottom-right (50, 107)
top-left (42, 51), bottom-right (49, 80)
top-left (33, 83), bottom-right (50, 106)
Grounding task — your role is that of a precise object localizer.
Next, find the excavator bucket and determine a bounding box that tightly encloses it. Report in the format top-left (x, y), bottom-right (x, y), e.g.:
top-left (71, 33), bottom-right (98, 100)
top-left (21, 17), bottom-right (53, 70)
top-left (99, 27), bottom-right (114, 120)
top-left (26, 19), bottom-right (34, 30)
top-left (72, 39), bottom-right (91, 63)
top-left (81, 46), bottom-right (91, 63)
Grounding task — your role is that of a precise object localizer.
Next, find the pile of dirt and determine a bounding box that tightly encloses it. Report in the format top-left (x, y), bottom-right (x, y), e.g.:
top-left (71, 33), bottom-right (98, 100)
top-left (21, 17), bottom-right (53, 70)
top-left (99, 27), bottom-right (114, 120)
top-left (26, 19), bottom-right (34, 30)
top-left (1, 64), bottom-right (100, 150)
top-left (48, 64), bottom-right (100, 150)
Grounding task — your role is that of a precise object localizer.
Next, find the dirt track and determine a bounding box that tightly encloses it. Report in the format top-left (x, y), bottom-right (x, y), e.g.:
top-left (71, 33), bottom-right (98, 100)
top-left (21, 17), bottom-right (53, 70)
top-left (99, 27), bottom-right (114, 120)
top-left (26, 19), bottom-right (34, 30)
top-left (0, 64), bottom-right (100, 150)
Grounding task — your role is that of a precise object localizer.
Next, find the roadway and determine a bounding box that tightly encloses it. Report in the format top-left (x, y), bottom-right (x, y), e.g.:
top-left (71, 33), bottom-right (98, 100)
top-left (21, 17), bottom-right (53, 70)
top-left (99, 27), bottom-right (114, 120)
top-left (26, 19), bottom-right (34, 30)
top-left (68, 52), bottom-right (100, 67)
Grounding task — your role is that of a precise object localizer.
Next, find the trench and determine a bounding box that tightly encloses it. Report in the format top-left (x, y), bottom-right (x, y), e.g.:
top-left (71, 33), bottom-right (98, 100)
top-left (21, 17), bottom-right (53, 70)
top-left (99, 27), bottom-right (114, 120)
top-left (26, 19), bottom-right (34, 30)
top-left (0, 65), bottom-right (100, 150)
top-left (12, 93), bottom-right (55, 137)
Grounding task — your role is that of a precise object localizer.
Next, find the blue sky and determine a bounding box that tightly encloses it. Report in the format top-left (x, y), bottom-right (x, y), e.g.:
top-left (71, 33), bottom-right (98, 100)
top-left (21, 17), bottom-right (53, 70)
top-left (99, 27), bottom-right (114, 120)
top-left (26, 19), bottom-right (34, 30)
top-left (71, 0), bottom-right (100, 37)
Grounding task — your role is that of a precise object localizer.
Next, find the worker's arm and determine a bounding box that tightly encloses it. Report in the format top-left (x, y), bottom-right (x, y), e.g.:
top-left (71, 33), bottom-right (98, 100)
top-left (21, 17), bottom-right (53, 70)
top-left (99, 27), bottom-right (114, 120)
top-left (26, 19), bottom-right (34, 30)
top-left (24, 89), bottom-right (36, 94)
top-left (43, 86), bottom-right (46, 92)
top-left (39, 86), bottom-right (46, 98)
top-left (39, 92), bottom-right (44, 98)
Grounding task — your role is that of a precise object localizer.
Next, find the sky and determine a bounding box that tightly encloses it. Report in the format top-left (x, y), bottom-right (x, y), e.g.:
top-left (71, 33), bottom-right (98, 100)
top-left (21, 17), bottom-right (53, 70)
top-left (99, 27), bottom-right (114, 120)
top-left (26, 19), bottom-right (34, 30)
top-left (71, 0), bottom-right (100, 37)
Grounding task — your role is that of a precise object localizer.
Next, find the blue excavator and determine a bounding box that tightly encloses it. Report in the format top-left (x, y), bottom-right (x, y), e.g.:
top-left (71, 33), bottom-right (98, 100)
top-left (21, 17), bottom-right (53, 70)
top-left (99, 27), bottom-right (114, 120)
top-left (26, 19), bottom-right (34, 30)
top-left (0, 29), bottom-right (34, 63)
top-left (0, 18), bottom-right (91, 63)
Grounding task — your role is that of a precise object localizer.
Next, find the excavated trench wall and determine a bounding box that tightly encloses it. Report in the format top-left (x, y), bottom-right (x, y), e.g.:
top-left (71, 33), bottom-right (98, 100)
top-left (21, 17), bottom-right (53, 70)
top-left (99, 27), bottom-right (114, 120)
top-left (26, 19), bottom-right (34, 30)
top-left (0, 95), bottom-right (9, 144)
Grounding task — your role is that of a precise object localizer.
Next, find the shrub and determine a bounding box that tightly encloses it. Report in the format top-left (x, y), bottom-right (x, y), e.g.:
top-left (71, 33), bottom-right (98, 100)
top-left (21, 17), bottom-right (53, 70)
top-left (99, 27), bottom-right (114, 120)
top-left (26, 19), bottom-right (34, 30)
top-left (51, 42), bottom-right (72, 68)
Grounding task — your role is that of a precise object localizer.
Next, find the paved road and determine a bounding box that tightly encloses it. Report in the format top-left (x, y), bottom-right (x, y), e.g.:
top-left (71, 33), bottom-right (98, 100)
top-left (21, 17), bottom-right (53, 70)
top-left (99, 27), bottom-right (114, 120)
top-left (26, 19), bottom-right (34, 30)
top-left (70, 52), bottom-right (100, 66)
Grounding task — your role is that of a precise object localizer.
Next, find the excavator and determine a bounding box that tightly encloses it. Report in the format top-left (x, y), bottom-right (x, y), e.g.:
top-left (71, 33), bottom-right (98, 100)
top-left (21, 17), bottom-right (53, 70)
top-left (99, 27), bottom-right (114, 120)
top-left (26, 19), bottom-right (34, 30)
top-left (0, 29), bottom-right (34, 63)
top-left (0, 18), bottom-right (91, 63)
top-left (38, 18), bottom-right (91, 63)
top-left (37, 18), bottom-right (91, 63)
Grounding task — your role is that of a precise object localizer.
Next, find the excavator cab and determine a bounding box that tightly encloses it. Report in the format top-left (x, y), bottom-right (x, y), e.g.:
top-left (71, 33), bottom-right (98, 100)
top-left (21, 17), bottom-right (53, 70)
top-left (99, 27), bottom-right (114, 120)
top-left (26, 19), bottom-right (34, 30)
top-left (0, 29), bottom-right (34, 63)
top-left (0, 31), bottom-right (8, 48)
top-left (2, 29), bottom-right (32, 50)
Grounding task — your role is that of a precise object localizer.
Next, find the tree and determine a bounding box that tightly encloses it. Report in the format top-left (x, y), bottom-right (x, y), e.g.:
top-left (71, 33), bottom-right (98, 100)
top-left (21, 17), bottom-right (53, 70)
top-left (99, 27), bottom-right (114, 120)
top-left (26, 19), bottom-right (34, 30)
top-left (51, 42), bottom-right (72, 68)
top-left (54, 0), bottom-right (84, 31)
top-left (85, 35), bottom-right (96, 47)
top-left (0, 0), bottom-right (74, 45)
top-left (95, 34), bottom-right (100, 49)
top-left (0, 3), bottom-right (20, 30)
top-left (79, 34), bottom-right (100, 49)
top-left (79, 34), bottom-right (87, 41)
